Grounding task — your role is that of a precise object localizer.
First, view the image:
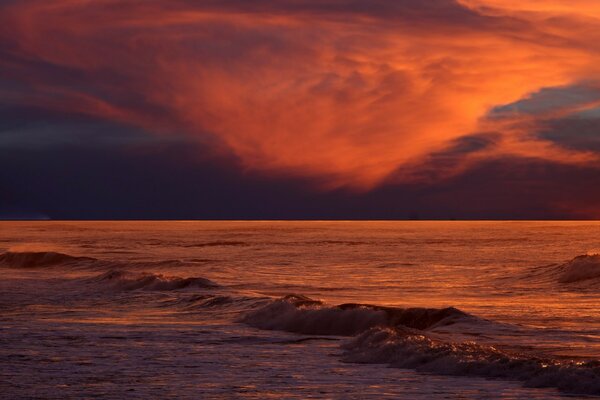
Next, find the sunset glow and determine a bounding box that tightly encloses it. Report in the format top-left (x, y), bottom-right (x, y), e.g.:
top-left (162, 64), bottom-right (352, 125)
top-left (2, 0), bottom-right (600, 193)
top-left (4, 3), bottom-right (600, 397)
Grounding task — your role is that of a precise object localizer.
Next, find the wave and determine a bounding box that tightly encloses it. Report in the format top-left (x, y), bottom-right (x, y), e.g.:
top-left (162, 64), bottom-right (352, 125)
top-left (0, 251), bottom-right (96, 268)
top-left (241, 295), bottom-right (600, 395)
top-left (240, 295), bottom-right (476, 336)
top-left (92, 270), bottom-right (219, 291)
top-left (182, 241), bottom-right (248, 248)
top-left (0, 250), bottom-right (194, 272)
top-left (342, 327), bottom-right (600, 396)
top-left (518, 254), bottom-right (600, 287)
top-left (557, 254), bottom-right (600, 283)
top-left (306, 240), bottom-right (367, 246)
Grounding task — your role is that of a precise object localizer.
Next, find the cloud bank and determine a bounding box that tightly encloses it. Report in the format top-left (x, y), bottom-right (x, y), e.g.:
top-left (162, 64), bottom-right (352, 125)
top-left (1, 0), bottom-right (600, 192)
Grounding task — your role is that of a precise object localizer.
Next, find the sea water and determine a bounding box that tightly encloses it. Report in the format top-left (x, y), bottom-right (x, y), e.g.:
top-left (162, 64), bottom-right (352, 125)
top-left (2, 221), bottom-right (600, 399)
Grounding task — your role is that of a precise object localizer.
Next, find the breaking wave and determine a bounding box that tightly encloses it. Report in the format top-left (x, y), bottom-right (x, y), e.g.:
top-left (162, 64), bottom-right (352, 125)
top-left (240, 294), bottom-right (476, 336)
top-left (557, 254), bottom-right (600, 283)
top-left (519, 254), bottom-right (600, 287)
top-left (92, 270), bottom-right (219, 291)
top-left (241, 295), bottom-right (600, 395)
top-left (342, 327), bottom-right (600, 395)
top-left (0, 251), bottom-right (96, 268)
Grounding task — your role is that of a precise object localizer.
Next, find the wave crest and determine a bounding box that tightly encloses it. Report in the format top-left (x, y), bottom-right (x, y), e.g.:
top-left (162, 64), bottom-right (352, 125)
top-left (0, 251), bottom-right (95, 268)
top-left (93, 270), bottom-right (219, 291)
top-left (343, 327), bottom-right (600, 395)
top-left (241, 295), bottom-right (474, 336)
top-left (558, 254), bottom-right (600, 283)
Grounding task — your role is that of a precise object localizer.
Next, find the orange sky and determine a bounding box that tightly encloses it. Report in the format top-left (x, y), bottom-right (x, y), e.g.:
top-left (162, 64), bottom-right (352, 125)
top-left (2, 0), bottom-right (600, 190)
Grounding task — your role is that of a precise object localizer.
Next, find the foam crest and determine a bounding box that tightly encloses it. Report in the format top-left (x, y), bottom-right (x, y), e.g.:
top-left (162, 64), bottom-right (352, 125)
top-left (93, 270), bottom-right (219, 291)
top-left (343, 327), bottom-right (600, 395)
top-left (241, 295), bottom-right (474, 336)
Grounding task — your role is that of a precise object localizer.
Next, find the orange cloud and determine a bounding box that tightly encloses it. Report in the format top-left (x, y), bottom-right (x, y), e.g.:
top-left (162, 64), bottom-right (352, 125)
top-left (2, 0), bottom-right (600, 189)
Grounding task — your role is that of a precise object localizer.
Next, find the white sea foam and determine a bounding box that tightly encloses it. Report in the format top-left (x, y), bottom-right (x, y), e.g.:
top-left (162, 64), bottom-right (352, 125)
top-left (342, 327), bottom-right (600, 395)
top-left (241, 294), bottom-right (600, 395)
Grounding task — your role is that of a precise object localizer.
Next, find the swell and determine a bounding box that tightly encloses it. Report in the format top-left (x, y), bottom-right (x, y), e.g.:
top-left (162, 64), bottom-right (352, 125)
top-left (557, 254), bottom-right (600, 284)
top-left (0, 250), bottom-right (190, 271)
top-left (343, 327), bottom-right (600, 396)
top-left (522, 254), bottom-right (600, 286)
top-left (91, 270), bottom-right (219, 291)
top-left (240, 294), bottom-right (476, 336)
top-left (0, 251), bottom-right (96, 268)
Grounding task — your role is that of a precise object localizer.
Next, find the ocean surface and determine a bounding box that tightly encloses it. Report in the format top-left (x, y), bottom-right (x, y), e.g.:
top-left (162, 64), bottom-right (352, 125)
top-left (2, 221), bottom-right (600, 399)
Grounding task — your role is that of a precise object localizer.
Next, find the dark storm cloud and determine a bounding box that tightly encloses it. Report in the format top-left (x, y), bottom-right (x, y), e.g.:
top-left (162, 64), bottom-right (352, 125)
top-left (490, 85), bottom-right (600, 118)
top-left (0, 105), bottom-right (188, 149)
top-left (193, 0), bottom-right (486, 24)
top-left (1, 0), bottom-right (600, 218)
top-left (2, 137), bottom-right (600, 220)
top-left (539, 117), bottom-right (600, 153)
top-left (3, 0), bottom-right (600, 190)
top-left (485, 83), bottom-right (600, 163)
top-left (386, 133), bottom-right (501, 184)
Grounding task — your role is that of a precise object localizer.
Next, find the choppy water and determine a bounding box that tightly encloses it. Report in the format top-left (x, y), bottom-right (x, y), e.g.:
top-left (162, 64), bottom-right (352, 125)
top-left (2, 221), bottom-right (600, 399)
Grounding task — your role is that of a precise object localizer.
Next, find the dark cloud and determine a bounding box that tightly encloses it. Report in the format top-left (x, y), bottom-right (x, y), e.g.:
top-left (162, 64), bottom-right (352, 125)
top-left (2, 136), bottom-right (599, 220)
top-left (490, 85), bottom-right (600, 118)
top-left (539, 117), bottom-right (600, 153)
top-left (485, 83), bottom-right (600, 162)
top-left (386, 133), bottom-right (500, 184)
top-left (0, 104), bottom-right (188, 149)
top-left (1, 0), bottom-right (600, 218)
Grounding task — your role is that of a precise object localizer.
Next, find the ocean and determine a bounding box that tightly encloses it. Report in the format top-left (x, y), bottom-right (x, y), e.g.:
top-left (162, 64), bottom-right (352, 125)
top-left (1, 221), bottom-right (600, 399)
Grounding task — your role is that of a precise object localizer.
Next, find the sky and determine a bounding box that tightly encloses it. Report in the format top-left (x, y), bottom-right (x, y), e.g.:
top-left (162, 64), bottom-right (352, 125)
top-left (1, 0), bottom-right (600, 219)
